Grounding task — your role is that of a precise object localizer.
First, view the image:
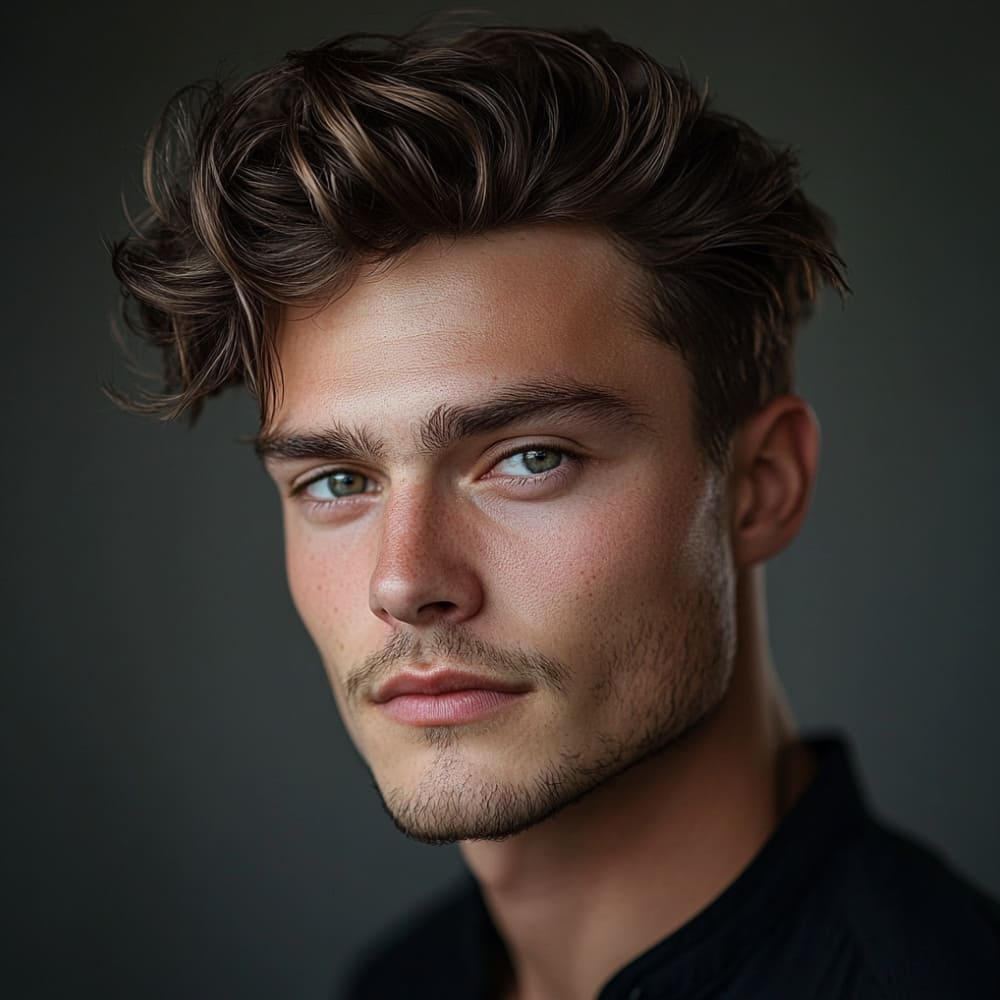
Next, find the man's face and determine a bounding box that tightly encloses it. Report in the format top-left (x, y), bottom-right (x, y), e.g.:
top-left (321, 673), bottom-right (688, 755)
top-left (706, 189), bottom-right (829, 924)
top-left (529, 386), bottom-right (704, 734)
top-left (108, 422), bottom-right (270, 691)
top-left (262, 226), bottom-right (737, 843)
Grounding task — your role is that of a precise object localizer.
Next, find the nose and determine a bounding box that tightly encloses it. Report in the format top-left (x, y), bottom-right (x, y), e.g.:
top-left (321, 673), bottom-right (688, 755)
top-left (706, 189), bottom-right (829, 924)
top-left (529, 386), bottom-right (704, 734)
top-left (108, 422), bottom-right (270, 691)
top-left (368, 486), bottom-right (484, 628)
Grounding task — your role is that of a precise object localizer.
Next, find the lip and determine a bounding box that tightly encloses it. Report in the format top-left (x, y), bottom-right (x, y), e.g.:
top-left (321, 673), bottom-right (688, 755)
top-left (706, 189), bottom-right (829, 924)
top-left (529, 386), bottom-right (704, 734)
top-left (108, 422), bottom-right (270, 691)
top-left (372, 669), bottom-right (529, 703)
top-left (372, 670), bottom-right (530, 727)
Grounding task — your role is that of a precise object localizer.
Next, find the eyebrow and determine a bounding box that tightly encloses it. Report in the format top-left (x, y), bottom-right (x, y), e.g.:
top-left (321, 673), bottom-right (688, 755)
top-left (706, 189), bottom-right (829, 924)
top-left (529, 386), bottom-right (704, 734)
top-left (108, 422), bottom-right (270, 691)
top-left (255, 424), bottom-right (386, 464)
top-left (255, 379), bottom-right (648, 464)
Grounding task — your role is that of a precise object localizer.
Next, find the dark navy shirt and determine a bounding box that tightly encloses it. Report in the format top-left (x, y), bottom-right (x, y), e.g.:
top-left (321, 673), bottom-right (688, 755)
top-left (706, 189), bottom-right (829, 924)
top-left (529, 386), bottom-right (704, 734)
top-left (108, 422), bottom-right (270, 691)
top-left (343, 737), bottom-right (1000, 998)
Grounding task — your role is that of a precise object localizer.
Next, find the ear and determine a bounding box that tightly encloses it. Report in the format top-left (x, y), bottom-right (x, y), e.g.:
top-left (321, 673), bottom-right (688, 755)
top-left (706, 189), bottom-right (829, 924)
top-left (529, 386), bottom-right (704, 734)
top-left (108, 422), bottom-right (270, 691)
top-left (728, 394), bottom-right (820, 569)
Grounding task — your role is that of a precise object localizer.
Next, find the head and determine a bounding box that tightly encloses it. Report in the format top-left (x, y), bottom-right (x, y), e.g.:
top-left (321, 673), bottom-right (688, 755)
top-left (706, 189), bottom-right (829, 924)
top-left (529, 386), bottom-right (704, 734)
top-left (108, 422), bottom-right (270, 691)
top-left (112, 23), bottom-right (845, 843)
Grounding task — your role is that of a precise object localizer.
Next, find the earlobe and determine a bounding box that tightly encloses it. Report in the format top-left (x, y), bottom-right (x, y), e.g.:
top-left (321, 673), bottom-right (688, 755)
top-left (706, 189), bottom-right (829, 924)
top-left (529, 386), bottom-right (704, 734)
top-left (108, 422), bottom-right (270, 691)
top-left (729, 395), bottom-right (820, 568)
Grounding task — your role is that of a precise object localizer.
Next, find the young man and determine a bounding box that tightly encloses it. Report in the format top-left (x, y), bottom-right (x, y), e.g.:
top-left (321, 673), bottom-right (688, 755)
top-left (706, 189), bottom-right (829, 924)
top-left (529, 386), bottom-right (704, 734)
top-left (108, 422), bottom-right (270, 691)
top-left (112, 23), bottom-right (999, 1000)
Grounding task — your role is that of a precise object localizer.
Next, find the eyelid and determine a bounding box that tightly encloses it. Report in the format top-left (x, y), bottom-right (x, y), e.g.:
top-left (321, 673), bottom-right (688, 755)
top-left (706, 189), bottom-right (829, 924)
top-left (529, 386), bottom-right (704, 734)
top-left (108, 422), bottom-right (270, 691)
top-left (289, 464), bottom-right (377, 497)
top-left (484, 441), bottom-right (583, 477)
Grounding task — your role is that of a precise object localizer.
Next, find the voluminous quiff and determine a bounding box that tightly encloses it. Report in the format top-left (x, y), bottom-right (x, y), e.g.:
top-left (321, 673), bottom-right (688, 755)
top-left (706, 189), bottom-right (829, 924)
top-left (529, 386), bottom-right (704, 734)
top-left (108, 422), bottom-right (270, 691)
top-left (112, 24), bottom-right (846, 464)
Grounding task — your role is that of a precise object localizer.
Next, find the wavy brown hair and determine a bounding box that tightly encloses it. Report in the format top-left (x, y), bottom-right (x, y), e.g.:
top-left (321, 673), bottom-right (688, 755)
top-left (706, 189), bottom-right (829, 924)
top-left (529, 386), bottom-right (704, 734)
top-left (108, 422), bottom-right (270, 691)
top-left (110, 22), bottom-right (847, 465)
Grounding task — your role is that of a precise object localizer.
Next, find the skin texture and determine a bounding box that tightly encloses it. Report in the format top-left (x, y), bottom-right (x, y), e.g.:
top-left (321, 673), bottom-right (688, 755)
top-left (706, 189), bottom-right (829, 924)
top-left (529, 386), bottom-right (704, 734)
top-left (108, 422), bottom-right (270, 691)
top-left (262, 225), bottom-right (820, 1000)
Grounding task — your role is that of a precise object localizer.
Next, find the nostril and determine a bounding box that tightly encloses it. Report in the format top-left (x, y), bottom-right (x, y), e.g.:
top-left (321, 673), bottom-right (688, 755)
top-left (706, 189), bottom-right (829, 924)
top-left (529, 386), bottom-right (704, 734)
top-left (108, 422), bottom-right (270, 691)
top-left (368, 549), bottom-right (484, 626)
top-left (418, 600), bottom-right (459, 619)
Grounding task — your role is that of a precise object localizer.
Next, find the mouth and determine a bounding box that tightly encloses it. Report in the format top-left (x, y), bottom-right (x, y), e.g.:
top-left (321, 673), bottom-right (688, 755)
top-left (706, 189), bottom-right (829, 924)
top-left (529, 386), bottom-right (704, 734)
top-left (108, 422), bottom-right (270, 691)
top-left (371, 669), bottom-right (531, 727)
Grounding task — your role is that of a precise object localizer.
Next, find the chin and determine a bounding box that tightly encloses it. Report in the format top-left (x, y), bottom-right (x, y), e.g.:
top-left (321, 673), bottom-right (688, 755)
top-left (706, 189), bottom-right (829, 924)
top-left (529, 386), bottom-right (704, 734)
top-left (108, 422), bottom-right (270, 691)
top-left (369, 715), bottom-right (703, 845)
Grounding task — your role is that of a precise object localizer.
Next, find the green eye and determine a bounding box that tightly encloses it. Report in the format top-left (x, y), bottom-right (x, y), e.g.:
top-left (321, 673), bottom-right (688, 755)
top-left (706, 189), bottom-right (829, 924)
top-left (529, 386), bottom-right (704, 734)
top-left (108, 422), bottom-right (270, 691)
top-left (305, 471), bottom-right (371, 500)
top-left (495, 448), bottom-right (564, 476)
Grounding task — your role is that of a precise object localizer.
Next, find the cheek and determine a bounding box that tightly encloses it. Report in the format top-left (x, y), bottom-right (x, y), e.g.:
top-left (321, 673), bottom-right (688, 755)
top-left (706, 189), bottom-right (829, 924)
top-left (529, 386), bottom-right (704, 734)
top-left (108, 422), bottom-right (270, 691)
top-left (497, 480), bottom-right (714, 628)
top-left (283, 518), bottom-right (373, 664)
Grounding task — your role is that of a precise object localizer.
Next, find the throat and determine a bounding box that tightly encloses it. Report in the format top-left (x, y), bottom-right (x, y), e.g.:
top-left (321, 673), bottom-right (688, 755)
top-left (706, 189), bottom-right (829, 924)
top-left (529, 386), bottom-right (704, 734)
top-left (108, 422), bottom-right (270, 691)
top-left (460, 697), bottom-right (812, 1000)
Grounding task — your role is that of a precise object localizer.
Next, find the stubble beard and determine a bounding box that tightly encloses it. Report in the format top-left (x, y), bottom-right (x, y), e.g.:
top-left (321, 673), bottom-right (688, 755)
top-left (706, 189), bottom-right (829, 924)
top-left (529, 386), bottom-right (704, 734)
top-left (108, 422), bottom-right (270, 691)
top-left (368, 577), bottom-right (736, 846)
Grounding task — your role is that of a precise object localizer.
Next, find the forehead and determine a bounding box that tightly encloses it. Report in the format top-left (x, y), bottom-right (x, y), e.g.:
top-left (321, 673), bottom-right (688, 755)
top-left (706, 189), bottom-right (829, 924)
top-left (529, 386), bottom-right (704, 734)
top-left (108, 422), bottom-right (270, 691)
top-left (269, 225), bottom-right (687, 433)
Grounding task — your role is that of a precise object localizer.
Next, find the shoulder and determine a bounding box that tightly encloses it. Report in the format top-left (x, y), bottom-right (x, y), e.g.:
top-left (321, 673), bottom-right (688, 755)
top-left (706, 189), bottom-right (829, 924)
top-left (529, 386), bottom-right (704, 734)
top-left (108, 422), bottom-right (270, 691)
top-left (337, 879), bottom-right (496, 1000)
top-left (822, 817), bottom-right (1000, 998)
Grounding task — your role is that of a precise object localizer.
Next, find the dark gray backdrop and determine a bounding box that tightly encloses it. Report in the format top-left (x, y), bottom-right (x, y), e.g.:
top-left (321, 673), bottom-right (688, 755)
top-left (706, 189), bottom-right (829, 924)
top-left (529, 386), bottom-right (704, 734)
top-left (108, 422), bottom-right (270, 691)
top-left (4, 1), bottom-right (998, 997)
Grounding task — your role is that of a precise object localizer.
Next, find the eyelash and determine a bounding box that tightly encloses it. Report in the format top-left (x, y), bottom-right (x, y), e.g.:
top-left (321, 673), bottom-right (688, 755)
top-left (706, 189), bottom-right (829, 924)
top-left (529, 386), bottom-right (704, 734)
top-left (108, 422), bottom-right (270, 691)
top-left (290, 469), bottom-right (379, 503)
top-left (487, 443), bottom-right (581, 484)
top-left (290, 443), bottom-right (582, 508)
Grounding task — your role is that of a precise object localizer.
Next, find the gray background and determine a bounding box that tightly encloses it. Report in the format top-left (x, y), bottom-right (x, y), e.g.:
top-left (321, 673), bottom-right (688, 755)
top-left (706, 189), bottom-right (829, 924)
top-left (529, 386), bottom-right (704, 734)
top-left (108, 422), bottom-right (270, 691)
top-left (4, 1), bottom-right (997, 997)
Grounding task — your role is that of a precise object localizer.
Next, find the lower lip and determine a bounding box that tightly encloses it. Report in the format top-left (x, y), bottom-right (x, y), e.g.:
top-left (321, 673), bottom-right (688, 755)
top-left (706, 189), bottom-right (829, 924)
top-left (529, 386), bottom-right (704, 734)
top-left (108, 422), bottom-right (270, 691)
top-left (378, 689), bottom-right (526, 726)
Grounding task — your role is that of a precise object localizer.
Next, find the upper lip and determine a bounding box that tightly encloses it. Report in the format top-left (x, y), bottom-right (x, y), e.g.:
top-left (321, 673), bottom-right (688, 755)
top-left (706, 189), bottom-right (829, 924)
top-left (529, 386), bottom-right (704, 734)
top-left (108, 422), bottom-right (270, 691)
top-left (372, 669), bottom-right (530, 704)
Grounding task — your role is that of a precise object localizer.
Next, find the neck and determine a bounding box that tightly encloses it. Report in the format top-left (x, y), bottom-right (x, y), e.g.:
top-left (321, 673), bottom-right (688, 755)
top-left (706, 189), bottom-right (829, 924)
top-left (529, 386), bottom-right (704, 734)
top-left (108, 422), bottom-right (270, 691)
top-left (460, 567), bottom-right (815, 1000)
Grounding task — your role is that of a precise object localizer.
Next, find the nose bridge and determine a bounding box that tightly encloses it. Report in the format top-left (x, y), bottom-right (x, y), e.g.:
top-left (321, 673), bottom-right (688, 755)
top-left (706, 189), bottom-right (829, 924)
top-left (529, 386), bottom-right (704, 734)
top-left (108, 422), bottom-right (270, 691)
top-left (368, 479), bottom-right (483, 626)
top-left (377, 482), bottom-right (441, 570)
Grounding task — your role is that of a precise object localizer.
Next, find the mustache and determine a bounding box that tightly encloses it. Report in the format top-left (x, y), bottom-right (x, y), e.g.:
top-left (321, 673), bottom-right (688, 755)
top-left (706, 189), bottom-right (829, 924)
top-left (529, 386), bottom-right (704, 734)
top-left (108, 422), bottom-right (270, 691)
top-left (344, 627), bottom-right (570, 701)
